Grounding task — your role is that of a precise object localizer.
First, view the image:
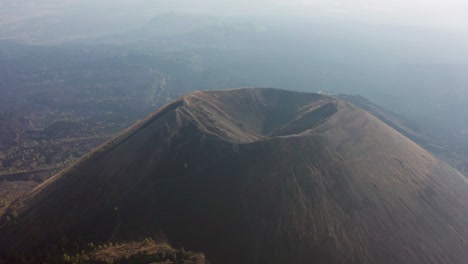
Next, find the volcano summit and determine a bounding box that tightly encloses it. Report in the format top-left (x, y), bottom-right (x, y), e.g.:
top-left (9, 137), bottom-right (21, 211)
top-left (1, 88), bottom-right (467, 263)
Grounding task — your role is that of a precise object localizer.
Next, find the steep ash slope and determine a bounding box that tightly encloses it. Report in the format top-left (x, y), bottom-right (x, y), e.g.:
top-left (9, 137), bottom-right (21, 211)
top-left (1, 88), bottom-right (467, 264)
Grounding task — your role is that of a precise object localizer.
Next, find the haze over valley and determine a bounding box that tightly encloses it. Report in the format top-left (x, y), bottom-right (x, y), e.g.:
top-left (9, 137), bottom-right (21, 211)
top-left (0, 1), bottom-right (467, 263)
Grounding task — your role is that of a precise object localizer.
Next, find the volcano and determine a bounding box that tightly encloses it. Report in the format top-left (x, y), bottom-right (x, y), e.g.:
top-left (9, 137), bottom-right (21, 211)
top-left (1, 88), bottom-right (467, 264)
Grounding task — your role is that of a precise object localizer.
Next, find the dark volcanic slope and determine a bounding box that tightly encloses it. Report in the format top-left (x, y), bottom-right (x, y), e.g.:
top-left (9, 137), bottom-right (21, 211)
top-left (336, 94), bottom-right (468, 175)
top-left (1, 88), bottom-right (468, 264)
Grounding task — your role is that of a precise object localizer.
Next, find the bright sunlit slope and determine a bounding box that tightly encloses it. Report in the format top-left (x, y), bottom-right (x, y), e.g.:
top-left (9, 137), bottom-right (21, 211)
top-left (1, 88), bottom-right (467, 264)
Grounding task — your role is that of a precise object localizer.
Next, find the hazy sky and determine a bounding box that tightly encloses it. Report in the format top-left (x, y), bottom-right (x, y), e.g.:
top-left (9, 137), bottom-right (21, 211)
top-left (1, 0), bottom-right (468, 32)
top-left (292, 0), bottom-right (468, 30)
top-left (181, 0), bottom-right (468, 31)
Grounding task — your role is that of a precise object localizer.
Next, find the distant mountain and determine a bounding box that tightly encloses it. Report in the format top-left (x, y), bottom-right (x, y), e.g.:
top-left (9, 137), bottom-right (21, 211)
top-left (140, 12), bottom-right (221, 37)
top-left (83, 12), bottom-right (270, 50)
top-left (1, 88), bottom-right (467, 263)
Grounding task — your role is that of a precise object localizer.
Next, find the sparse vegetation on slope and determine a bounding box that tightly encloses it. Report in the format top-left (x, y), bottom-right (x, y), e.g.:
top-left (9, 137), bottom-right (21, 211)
top-left (0, 237), bottom-right (206, 264)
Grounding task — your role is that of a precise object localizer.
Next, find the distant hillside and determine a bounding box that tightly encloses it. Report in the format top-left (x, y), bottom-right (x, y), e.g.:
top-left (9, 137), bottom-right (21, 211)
top-left (1, 88), bottom-right (467, 263)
